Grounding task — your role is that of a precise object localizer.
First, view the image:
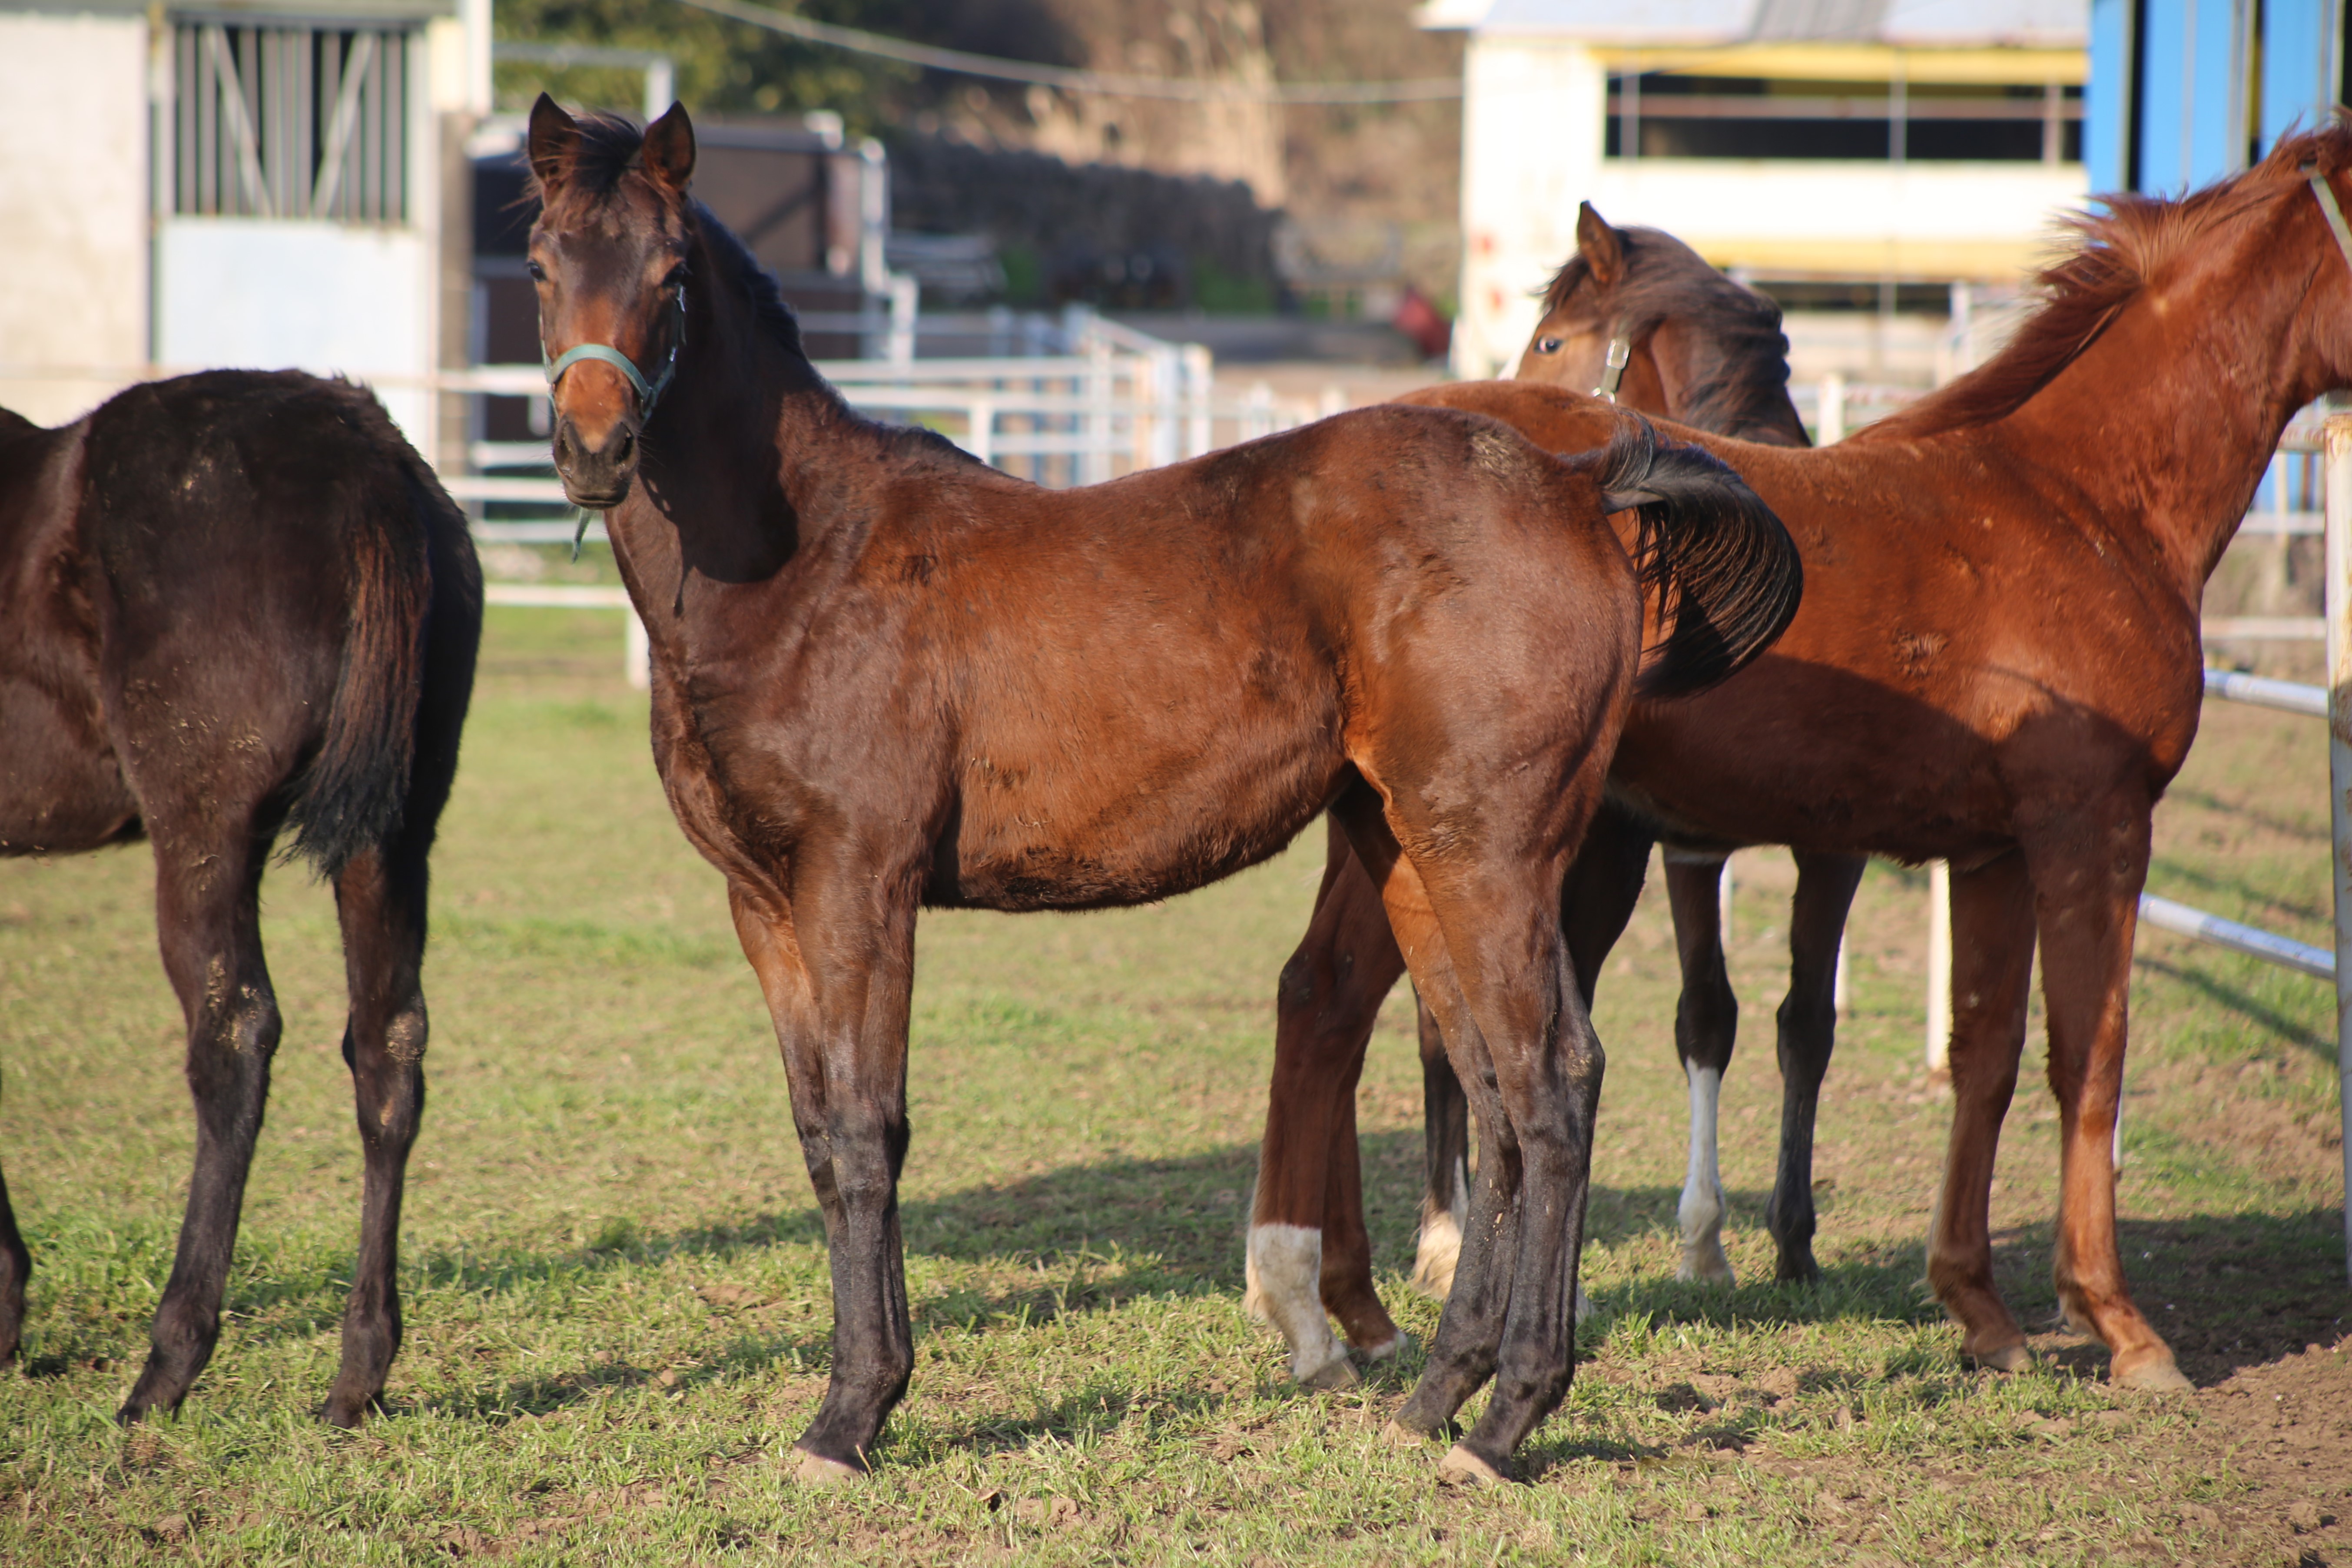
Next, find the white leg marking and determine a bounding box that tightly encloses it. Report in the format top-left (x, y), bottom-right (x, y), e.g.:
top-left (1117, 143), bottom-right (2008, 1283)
top-left (1410, 1155), bottom-right (1470, 1299)
top-left (1677, 1066), bottom-right (1737, 1284)
top-left (1246, 1223), bottom-right (1352, 1387)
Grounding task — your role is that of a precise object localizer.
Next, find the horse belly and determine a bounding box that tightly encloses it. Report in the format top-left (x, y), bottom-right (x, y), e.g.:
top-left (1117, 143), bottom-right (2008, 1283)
top-left (945, 723), bottom-right (1341, 911)
top-left (0, 677), bottom-right (137, 853)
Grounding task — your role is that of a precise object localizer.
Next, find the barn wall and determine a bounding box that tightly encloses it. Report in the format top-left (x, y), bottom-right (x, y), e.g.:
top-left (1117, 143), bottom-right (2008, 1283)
top-left (0, 14), bottom-right (150, 427)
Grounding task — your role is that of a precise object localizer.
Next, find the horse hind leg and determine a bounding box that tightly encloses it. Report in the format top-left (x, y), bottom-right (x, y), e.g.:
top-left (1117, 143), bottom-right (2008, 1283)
top-left (1249, 816), bottom-right (1406, 1386)
top-left (1408, 991), bottom-right (1470, 1301)
top-left (1661, 851), bottom-right (1738, 1285)
top-left (1765, 850), bottom-right (1866, 1282)
top-left (121, 816), bottom-right (280, 1423)
top-left (320, 841), bottom-right (430, 1426)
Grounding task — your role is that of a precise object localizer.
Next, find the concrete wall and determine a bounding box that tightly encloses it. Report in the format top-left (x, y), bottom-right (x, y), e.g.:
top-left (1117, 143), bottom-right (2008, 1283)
top-left (0, 14), bottom-right (149, 426)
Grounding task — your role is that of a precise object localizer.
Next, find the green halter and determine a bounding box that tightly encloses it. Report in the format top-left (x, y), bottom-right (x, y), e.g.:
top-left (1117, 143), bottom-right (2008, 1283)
top-left (542, 286), bottom-right (686, 557)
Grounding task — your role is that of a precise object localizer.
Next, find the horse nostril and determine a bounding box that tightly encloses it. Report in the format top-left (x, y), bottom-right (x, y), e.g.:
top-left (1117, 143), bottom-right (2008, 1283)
top-left (554, 427), bottom-right (577, 468)
top-left (614, 428), bottom-right (636, 464)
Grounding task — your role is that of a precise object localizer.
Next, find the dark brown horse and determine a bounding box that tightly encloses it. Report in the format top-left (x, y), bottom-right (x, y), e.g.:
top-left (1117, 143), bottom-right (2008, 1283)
top-left (1358, 204), bottom-right (1859, 1314)
top-left (0, 371), bottom-right (481, 1423)
top-left (1249, 125), bottom-right (2352, 1397)
top-left (521, 96), bottom-right (1800, 1483)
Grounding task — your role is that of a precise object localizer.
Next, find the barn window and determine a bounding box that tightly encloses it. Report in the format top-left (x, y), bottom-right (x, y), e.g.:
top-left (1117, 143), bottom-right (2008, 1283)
top-left (172, 21), bottom-right (413, 224)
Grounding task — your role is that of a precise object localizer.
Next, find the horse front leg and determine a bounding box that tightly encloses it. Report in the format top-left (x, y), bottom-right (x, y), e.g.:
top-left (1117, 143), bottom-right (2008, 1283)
top-left (121, 818), bottom-right (279, 1422)
top-left (1765, 849), bottom-right (1867, 1282)
top-left (1924, 849), bottom-right (2037, 1372)
top-left (2027, 816), bottom-right (2189, 1390)
top-left (1251, 815), bottom-right (1407, 1385)
top-left (0, 1130), bottom-right (27, 1366)
top-left (1660, 850), bottom-right (1738, 1284)
top-left (733, 878), bottom-right (921, 1480)
top-left (321, 841), bottom-right (432, 1426)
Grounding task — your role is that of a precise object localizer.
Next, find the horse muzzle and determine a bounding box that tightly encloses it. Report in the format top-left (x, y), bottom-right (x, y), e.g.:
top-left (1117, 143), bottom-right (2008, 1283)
top-left (552, 412), bottom-right (640, 510)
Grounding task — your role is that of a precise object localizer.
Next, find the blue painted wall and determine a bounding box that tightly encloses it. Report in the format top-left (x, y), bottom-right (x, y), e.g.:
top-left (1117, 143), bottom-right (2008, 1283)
top-left (2089, 0), bottom-right (2343, 194)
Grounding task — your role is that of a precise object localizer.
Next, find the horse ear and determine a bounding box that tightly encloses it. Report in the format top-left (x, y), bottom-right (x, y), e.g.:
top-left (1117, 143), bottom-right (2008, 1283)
top-left (643, 103), bottom-right (697, 192)
top-left (1577, 202), bottom-right (1626, 288)
top-left (528, 93), bottom-right (581, 196)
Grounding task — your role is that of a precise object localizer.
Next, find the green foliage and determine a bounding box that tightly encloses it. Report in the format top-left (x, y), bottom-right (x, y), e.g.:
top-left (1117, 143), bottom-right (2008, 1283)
top-left (492, 1), bottom-right (982, 130)
top-left (1188, 253), bottom-right (1277, 315)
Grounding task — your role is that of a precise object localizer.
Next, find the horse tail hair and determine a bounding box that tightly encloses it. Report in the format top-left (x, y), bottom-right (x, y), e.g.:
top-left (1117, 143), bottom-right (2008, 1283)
top-left (1572, 414), bottom-right (1803, 699)
top-left (283, 403), bottom-right (475, 879)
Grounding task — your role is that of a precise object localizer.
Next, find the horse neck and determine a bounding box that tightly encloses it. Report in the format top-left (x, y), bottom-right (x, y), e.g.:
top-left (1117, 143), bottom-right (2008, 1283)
top-left (1649, 315), bottom-right (1809, 446)
top-left (613, 226), bottom-right (875, 600)
top-left (1997, 212), bottom-right (2332, 603)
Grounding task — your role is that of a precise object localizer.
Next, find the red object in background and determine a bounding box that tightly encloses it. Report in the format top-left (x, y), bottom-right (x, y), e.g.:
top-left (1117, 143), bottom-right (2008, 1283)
top-left (1394, 285), bottom-right (1453, 361)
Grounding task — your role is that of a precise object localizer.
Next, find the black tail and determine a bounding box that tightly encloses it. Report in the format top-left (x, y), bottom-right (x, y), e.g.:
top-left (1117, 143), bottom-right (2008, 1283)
top-left (284, 400), bottom-right (476, 877)
top-left (1572, 415), bottom-right (1803, 699)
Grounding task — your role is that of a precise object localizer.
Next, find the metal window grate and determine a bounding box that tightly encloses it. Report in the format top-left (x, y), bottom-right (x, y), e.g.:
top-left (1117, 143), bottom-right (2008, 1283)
top-left (172, 22), bottom-right (411, 224)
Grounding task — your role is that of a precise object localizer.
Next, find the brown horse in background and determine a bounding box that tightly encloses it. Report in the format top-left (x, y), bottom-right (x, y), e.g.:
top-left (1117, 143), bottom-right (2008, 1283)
top-left (1250, 125), bottom-right (2352, 1398)
top-left (0, 372), bottom-right (481, 1423)
top-left (1381, 205), bottom-right (1861, 1312)
top-left (520, 96), bottom-right (1800, 1484)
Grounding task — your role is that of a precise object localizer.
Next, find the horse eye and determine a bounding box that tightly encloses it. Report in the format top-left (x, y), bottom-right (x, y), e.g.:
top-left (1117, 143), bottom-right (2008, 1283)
top-left (526, 260), bottom-right (547, 284)
top-left (1537, 336), bottom-right (1563, 354)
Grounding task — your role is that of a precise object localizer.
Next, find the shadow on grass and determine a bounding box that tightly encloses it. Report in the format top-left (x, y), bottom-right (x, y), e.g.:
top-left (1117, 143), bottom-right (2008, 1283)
top-left (2131, 953), bottom-right (2331, 1059)
top-left (135, 1132), bottom-right (2342, 1428)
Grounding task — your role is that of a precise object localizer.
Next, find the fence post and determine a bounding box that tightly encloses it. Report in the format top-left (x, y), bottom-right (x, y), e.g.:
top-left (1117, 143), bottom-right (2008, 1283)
top-left (1183, 344), bottom-right (1214, 459)
top-left (965, 395), bottom-right (994, 468)
top-left (1926, 860), bottom-right (1951, 1079)
top-left (1818, 373), bottom-right (1847, 445)
top-left (886, 274), bottom-right (919, 368)
top-left (2325, 411), bottom-right (2352, 1283)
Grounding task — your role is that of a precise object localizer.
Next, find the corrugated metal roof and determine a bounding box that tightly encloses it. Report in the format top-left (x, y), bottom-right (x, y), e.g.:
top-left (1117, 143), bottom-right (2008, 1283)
top-left (1472, 0), bottom-right (2083, 46)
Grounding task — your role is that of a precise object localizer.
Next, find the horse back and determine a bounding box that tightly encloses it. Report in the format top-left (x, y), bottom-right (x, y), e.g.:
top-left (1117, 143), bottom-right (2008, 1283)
top-left (680, 403), bottom-right (1638, 913)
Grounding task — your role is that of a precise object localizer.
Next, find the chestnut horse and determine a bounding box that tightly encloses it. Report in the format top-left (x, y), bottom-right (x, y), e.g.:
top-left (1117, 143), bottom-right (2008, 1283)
top-left (521, 96), bottom-right (1800, 1484)
top-left (1365, 204), bottom-right (1857, 1314)
top-left (1249, 125), bottom-right (2352, 1398)
top-left (0, 371), bottom-right (481, 1422)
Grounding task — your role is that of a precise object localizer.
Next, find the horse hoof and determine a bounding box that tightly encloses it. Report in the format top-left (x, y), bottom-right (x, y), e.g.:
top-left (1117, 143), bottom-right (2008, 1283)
top-left (1300, 1352), bottom-right (1358, 1391)
top-left (791, 1446), bottom-right (867, 1485)
top-left (1437, 1443), bottom-right (1511, 1485)
top-left (2112, 1349), bottom-right (2193, 1393)
top-left (1967, 1340), bottom-right (2032, 1375)
top-left (1380, 1419), bottom-right (1435, 1450)
top-left (1675, 1252), bottom-right (1737, 1287)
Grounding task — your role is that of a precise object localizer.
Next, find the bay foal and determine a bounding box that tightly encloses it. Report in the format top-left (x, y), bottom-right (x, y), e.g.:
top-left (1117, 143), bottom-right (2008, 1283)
top-left (1252, 126), bottom-right (2352, 1397)
top-left (0, 372), bottom-right (480, 1422)
top-left (1389, 205), bottom-right (1852, 1308)
top-left (521, 97), bottom-right (1799, 1483)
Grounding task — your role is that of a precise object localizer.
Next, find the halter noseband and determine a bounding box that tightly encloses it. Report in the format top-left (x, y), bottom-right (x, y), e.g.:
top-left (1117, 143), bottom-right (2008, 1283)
top-left (541, 285), bottom-right (686, 556)
top-left (1592, 324), bottom-right (1632, 403)
top-left (543, 285), bottom-right (687, 412)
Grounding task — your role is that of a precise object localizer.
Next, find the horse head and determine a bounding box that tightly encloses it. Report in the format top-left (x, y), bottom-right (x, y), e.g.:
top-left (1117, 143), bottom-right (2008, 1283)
top-left (1516, 203), bottom-right (1804, 444)
top-left (525, 94), bottom-right (696, 510)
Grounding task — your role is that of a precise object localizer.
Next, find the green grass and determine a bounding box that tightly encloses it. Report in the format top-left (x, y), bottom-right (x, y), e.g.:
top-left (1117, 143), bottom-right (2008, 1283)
top-left (0, 609), bottom-right (2345, 1564)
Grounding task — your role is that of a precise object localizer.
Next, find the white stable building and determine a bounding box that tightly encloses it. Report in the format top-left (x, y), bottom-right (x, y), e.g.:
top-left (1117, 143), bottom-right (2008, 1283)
top-left (1423, 0), bottom-right (2091, 378)
top-left (0, 0), bottom-right (490, 456)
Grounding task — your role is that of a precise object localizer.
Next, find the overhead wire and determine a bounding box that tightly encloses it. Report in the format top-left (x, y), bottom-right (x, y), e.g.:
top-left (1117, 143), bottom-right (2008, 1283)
top-left (670, 0), bottom-right (1466, 104)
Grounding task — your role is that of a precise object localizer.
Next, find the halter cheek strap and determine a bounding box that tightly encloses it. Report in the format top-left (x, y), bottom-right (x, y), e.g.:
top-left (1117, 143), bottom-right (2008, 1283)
top-left (1592, 323), bottom-right (1632, 403)
top-left (2310, 166), bottom-right (2352, 276)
